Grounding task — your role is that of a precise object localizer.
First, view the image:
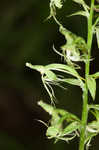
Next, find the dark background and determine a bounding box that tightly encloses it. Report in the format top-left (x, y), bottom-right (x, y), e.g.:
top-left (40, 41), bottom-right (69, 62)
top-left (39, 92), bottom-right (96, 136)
top-left (0, 0), bottom-right (99, 150)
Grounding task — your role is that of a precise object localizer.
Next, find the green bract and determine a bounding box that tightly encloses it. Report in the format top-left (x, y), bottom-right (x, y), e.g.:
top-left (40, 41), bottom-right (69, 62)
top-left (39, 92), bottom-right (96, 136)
top-left (86, 76), bottom-right (96, 100)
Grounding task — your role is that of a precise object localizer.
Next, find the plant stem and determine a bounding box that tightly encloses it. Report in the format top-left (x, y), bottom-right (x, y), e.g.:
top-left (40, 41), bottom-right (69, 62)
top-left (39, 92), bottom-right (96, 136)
top-left (79, 0), bottom-right (94, 150)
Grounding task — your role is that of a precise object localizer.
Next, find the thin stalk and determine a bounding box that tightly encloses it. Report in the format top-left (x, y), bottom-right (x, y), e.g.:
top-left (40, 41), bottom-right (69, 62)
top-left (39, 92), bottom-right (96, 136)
top-left (79, 0), bottom-right (94, 150)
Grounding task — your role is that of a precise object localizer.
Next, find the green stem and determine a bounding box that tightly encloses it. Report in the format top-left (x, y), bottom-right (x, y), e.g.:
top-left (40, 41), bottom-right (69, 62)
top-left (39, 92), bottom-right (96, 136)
top-left (79, 0), bottom-right (94, 150)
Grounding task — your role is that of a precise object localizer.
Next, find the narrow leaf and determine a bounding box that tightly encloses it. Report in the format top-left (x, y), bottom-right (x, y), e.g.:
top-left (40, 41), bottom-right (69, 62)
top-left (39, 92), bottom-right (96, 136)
top-left (96, 27), bottom-right (99, 48)
top-left (45, 63), bottom-right (79, 78)
top-left (68, 11), bottom-right (89, 18)
top-left (87, 76), bottom-right (96, 100)
top-left (93, 17), bottom-right (99, 27)
top-left (88, 104), bottom-right (99, 111)
top-left (62, 121), bottom-right (81, 135)
top-left (56, 109), bottom-right (80, 122)
top-left (72, 0), bottom-right (84, 5)
top-left (90, 72), bottom-right (99, 79)
top-left (61, 78), bottom-right (81, 86)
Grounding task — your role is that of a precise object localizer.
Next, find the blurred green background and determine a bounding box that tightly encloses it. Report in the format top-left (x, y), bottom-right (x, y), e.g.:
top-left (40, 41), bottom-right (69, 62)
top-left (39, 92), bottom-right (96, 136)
top-left (0, 0), bottom-right (99, 150)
